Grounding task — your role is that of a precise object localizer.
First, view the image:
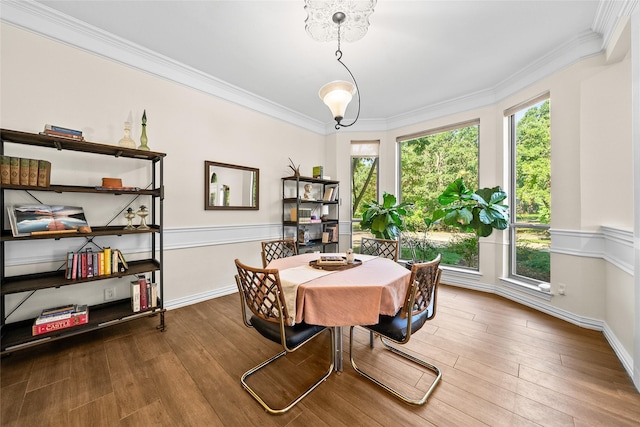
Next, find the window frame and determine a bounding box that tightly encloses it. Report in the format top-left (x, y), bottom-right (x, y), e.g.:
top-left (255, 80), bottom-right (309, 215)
top-left (506, 93), bottom-right (551, 285)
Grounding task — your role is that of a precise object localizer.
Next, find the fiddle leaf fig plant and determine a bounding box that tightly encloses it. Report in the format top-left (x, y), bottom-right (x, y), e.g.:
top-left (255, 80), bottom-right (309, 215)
top-left (427, 178), bottom-right (509, 237)
top-left (361, 192), bottom-right (413, 240)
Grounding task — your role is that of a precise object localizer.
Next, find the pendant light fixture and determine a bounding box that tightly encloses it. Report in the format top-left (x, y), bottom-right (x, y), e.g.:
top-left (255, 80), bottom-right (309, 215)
top-left (305, 1), bottom-right (376, 130)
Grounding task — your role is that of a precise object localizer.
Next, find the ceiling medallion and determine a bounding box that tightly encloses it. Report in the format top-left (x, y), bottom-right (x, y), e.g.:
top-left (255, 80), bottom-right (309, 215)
top-left (304, 0), bottom-right (377, 43)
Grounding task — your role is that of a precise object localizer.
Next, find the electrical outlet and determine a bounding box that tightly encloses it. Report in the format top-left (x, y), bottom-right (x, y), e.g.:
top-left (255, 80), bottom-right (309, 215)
top-left (558, 283), bottom-right (566, 295)
top-left (104, 287), bottom-right (116, 301)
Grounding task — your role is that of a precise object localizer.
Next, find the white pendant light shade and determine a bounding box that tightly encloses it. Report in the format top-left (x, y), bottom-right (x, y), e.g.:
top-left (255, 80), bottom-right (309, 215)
top-left (319, 80), bottom-right (356, 121)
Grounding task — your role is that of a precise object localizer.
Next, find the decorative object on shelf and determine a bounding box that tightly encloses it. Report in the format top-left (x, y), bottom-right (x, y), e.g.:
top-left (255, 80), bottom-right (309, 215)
top-left (312, 165), bottom-right (323, 178)
top-left (345, 248), bottom-right (355, 264)
top-left (298, 227), bottom-right (310, 245)
top-left (136, 205), bottom-right (150, 230)
top-left (124, 207), bottom-right (136, 230)
top-left (288, 158), bottom-right (300, 177)
top-left (118, 121), bottom-right (136, 148)
top-left (303, 183), bottom-right (313, 200)
top-left (138, 110), bottom-right (149, 151)
top-left (306, 1), bottom-right (376, 129)
top-left (7, 204), bottom-right (91, 237)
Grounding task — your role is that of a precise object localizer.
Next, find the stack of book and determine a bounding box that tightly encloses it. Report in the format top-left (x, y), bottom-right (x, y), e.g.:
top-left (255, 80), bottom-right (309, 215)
top-left (32, 304), bottom-right (89, 336)
top-left (65, 247), bottom-right (128, 280)
top-left (40, 124), bottom-right (84, 141)
top-left (0, 156), bottom-right (51, 187)
top-left (317, 255), bottom-right (347, 266)
top-left (131, 276), bottom-right (158, 313)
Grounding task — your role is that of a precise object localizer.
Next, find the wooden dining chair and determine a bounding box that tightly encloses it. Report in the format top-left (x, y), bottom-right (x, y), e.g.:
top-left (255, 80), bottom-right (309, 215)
top-left (234, 258), bottom-right (334, 414)
top-left (349, 254), bottom-right (442, 406)
top-left (260, 238), bottom-right (297, 267)
top-left (359, 237), bottom-right (399, 262)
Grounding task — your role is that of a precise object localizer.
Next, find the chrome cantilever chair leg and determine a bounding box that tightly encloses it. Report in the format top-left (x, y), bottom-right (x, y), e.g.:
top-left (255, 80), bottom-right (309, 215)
top-left (241, 327), bottom-right (335, 414)
top-left (349, 255), bottom-right (443, 406)
top-left (349, 327), bottom-right (441, 405)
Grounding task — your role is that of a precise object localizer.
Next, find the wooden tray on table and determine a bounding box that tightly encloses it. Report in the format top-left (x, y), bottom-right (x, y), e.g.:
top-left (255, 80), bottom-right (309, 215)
top-left (309, 257), bottom-right (362, 271)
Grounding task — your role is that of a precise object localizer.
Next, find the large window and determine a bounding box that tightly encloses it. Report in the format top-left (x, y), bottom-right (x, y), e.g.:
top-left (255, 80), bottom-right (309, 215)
top-left (507, 95), bottom-right (551, 283)
top-left (351, 141), bottom-right (379, 252)
top-left (398, 120), bottom-right (479, 268)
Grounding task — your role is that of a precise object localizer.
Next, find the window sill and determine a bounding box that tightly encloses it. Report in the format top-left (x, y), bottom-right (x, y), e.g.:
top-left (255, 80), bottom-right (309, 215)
top-left (499, 277), bottom-right (553, 301)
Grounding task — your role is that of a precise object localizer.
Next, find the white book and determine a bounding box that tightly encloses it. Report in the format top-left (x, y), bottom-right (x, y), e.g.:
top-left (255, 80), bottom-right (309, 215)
top-left (131, 281), bottom-right (141, 312)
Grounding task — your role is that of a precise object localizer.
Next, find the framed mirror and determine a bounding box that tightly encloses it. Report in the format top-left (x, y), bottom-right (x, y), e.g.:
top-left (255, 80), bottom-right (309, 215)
top-left (205, 161), bottom-right (259, 210)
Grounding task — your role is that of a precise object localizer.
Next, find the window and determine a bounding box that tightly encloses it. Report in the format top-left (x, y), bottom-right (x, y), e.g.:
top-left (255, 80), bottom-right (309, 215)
top-left (351, 141), bottom-right (379, 251)
top-left (398, 120), bottom-right (479, 268)
top-left (507, 95), bottom-right (551, 283)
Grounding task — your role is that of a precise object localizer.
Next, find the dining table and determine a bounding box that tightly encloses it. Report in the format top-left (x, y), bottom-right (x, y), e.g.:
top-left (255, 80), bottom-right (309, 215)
top-left (267, 252), bottom-right (411, 371)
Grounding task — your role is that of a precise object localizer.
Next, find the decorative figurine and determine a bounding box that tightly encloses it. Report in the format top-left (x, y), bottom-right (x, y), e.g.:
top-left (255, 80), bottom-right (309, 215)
top-left (118, 121), bottom-right (136, 148)
top-left (302, 183), bottom-right (313, 200)
top-left (136, 205), bottom-right (150, 230)
top-left (346, 248), bottom-right (355, 264)
top-left (123, 207), bottom-right (136, 230)
top-left (288, 157), bottom-right (300, 177)
top-left (138, 110), bottom-right (150, 151)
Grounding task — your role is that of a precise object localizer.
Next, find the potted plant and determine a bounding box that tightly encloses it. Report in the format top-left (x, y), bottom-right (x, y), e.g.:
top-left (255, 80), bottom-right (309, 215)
top-left (406, 178), bottom-right (509, 267)
top-left (360, 192), bottom-right (413, 239)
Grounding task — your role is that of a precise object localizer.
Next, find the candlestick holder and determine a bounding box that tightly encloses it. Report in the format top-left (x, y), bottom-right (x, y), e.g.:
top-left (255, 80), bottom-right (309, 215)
top-left (136, 205), bottom-right (150, 230)
top-left (123, 207), bottom-right (136, 230)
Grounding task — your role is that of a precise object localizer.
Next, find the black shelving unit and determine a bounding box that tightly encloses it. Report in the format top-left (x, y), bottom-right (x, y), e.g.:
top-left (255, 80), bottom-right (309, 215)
top-left (0, 129), bottom-right (166, 354)
top-left (282, 175), bottom-right (339, 253)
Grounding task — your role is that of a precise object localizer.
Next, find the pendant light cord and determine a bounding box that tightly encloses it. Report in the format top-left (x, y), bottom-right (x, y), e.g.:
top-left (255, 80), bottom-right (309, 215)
top-left (334, 19), bottom-right (361, 129)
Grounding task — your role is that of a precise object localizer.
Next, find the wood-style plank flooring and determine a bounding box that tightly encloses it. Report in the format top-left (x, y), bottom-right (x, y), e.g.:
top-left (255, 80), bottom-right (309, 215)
top-left (2, 284), bottom-right (639, 426)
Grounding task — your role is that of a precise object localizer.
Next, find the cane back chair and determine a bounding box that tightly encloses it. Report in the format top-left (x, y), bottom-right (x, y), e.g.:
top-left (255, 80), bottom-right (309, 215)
top-left (349, 254), bottom-right (442, 405)
top-left (261, 238), bottom-right (297, 267)
top-left (234, 258), bottom-right (334, 414)
top-left (359, 237), bottom-right (399, 262)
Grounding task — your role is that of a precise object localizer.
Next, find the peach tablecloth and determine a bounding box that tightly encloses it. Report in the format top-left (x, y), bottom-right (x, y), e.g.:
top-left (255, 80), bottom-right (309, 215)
top-left (268, 253), bottom-right (411, 327)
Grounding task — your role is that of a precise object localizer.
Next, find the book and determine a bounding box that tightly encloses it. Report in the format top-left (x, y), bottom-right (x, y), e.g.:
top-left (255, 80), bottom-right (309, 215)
top-left (0, 156), bottom-right (9, 184)
top-left (7, 205), bottom-right (91, 237)
top-left (71, 253), bottom-right (79, 279)
top-left (32, 307), bottom-right (88, 336)
top-left (40, 304), bottom-right (76, 317)
top-left (37, 160), bottom-right (51, 187)
top-left (19, 158), bottom-right (30, 185)
top-left (112, 250), bottom-right (118, 274)
top-left (131, 280), bottom-right (141, 312)
top-left (44, 124), bottom-right (83, 136)
top-left (65, 252), bottom-right (74, 280)
top-left (97, 252), bottom-right (104, 276)
top-left (28, 159), bottom-right (38, 186)
top-left (150, 282), bottom-right (158, 308)
top-left (104, 247), bottom-right (112, 275)
top-left (139, 276), bottom-right (148, 310)
top-left (41, 130), bottom-right (84, 141)
top-left (117, 250), bottom-right (129, 270)
top-left (313, 165), bottom-right (323, 178)
top-left (317, 255), bottom-right (347, 265)
top-left (323, 187), bottom-right (334, 201)
top-left (86, 249), bottom-right (94, 278)
top-left (9, 157), bottom-right (19, 185)
top-left (80, 252), bottom-right (87, 278)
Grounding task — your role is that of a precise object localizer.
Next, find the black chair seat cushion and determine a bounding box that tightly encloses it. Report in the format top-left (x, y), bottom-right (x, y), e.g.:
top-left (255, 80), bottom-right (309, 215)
top-left (251, 315), bottom-right (326, 349)
top-left (365, 308), bottom-right (429, 342)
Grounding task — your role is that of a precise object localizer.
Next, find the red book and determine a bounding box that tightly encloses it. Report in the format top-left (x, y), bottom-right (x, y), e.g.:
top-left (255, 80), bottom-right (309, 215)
top-left (81, 252), bottom-right (87, 278)
top-left (71, 253), bottom-right (78, 279)
top-left (32, 310), bottom-right (88, 335)
top-left (139, 277), bottom-right (148, 310)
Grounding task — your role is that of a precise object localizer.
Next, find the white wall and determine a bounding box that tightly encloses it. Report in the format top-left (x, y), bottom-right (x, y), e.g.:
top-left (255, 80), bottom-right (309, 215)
top-left (1, 23), bottom-right (325, 319)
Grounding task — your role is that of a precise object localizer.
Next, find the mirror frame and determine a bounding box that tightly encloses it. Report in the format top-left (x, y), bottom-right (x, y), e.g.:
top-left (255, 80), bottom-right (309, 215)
top-left (204, 161), bottom-right (259, 210)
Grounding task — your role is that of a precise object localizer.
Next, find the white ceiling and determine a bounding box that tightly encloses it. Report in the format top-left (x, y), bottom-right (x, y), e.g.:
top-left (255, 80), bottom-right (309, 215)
top-left (5, 1), bottom-right (630, 133)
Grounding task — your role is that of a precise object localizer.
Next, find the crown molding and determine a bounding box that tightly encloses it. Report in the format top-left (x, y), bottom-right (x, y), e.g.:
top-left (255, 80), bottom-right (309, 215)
top-left (0, 0), bottom-right (628, 136)
top-left (0, 0), bottom-right (327, 135)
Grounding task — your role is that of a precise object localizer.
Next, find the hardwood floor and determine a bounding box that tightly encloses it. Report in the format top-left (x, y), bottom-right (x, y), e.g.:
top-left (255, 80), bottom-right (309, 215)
top-left (2, 284), bottom-right (639, 426)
